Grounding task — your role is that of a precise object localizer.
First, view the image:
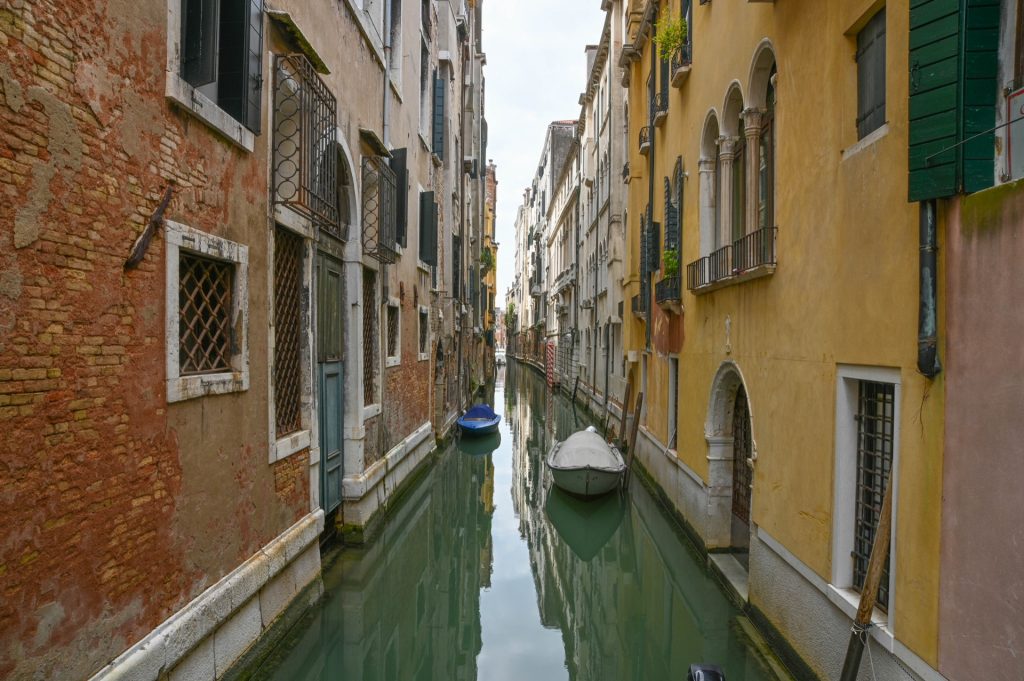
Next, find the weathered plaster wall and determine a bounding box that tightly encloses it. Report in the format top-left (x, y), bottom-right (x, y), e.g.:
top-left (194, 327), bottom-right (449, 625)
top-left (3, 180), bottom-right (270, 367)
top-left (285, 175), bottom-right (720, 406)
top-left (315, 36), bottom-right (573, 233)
top-left (0, 1), bottom-right (310, 678)
top-left (940, 186), bottom-right (1024, 681)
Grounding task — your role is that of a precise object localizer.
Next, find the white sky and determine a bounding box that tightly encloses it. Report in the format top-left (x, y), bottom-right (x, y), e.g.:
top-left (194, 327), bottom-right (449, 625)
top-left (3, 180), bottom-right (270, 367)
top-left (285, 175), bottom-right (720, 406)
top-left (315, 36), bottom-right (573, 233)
top-left (482, 1), bottom-right (606, 308)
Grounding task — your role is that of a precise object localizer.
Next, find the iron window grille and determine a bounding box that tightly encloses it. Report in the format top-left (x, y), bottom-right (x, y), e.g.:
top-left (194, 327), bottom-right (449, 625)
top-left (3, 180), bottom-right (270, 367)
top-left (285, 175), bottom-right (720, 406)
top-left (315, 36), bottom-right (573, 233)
top-left (639, 126), bottom-right (652, 155)
top-left (671, 43), bottom-right (693, 73)
top-left (653, 92), bottom-right (668, 126)
top-left (273, 54), bottom-right (340, 237)
top-left (853, 380), bottom-right (894, 610)
top-left (386, 304), bottom-right (399, 358)
top-left (362, 156), bottom-right (399, 263)
top-left (273, 227), bottom-right (303, 436)
top-left (179, 253), bottom-right (234, 375)
top-left (363, 268), bottom-right (378, 404)
top-left (655, 275), bottom-right (682, 304)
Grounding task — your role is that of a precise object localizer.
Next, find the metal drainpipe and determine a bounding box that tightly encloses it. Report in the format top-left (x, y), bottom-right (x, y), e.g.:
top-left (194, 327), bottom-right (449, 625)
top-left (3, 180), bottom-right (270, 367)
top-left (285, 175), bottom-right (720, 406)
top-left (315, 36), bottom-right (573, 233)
top-left (645, 34), bottom-right (656, 349)
top-left (382, 2), bottom-right (392, 146)
top-left (918, 200), bottom-right (941, 378)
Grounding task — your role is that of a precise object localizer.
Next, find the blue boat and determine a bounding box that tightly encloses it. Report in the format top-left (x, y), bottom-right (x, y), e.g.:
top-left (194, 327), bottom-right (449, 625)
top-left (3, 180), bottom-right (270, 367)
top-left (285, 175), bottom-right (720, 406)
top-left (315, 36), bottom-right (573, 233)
top-left (457, 404), bottom-right (501, 436)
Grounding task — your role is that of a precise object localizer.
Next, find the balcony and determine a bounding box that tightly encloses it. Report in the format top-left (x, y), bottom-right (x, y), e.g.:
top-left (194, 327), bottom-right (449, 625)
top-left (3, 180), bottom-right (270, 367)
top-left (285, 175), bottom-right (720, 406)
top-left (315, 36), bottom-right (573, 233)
top-left (631, 293), bottom-right (646, 320)
top-left (639, 126), bottom-right (651, 156)
top-left (655, 275), bottom-right (682, 313)
top-left (653, 93), bottom-right (668, 127)
top-left (671, 44), bottom-right (692, 87)
top-left (686, 226), bottom-right (777, 293)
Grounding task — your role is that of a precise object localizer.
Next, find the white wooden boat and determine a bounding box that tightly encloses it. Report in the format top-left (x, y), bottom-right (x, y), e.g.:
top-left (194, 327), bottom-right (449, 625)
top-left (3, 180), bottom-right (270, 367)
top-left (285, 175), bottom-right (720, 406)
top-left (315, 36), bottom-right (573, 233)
top-left (546, 427), bottom-right (626, 498)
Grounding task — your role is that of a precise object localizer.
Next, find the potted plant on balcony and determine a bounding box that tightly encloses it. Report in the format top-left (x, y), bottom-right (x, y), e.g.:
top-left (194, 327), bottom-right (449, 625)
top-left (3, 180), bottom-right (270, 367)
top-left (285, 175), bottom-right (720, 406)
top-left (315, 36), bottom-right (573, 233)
top-left (654, 15), bottom-right (687, 61)
top-left (658, 248), bottom-right (683, 314)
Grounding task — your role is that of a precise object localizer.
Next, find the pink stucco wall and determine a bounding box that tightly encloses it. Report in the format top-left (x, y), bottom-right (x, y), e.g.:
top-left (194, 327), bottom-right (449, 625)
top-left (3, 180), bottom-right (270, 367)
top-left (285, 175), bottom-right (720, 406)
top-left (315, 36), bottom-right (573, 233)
top-left (940, 185), bottom-right (1024, 681)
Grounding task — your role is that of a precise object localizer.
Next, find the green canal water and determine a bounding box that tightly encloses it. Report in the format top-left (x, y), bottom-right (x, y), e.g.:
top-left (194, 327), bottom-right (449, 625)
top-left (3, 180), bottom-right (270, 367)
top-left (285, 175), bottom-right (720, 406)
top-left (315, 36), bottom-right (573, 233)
top-left (253, 362), bottom-right (777, 681)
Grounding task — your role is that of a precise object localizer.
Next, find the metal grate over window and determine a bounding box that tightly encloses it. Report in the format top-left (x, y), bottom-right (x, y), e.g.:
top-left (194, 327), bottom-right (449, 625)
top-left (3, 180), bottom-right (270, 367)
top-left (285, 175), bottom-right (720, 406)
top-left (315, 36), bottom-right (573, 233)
top-left (386, 304), bottom-right (399, 358)
top-left (274, 227), bottom-right (303, 436)
top-left (179, 253), bottom-right (233, 375)
top-left (732, 385), bottom-right (753, 524)
top-left (853, 380), bottom-right (894, 610)
top-left (419, 310), bottom-right (428, 355)
top-left (363, 268), bottom-right (378, 404)
top-left (362, 156), bottom-right (398, 263)
top-left (273, 54), bottom-right (340, 236)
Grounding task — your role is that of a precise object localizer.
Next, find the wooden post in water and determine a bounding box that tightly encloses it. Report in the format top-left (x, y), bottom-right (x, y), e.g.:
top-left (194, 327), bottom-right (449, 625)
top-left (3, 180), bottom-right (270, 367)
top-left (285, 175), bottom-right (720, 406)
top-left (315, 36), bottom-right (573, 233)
top-left (838, 474), bottom-right (894, 681)
top-left (616, 376), bottom-right (633, 449)
top-left (623, 391), bottom-right (643, 488)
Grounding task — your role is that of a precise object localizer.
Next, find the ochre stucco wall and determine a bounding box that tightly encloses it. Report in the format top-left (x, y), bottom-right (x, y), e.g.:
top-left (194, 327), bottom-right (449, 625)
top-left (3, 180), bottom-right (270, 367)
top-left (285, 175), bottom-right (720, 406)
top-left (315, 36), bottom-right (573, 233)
top-left (623, 0), bottom-right (943, 665)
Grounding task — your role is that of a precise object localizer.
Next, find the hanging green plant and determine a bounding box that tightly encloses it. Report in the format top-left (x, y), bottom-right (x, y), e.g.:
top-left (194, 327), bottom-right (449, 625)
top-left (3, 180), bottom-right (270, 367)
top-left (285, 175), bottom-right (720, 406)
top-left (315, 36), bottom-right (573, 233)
top-left (654, 16), bottom-right (688, 62)
top-left (663, 248), bottom-right (680, 278)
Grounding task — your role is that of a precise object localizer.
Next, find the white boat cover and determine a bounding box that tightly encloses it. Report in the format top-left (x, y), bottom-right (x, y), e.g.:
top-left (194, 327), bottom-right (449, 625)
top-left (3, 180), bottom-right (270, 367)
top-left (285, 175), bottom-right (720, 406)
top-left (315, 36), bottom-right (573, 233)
top-left (549, 430), bottom-right (625, 473)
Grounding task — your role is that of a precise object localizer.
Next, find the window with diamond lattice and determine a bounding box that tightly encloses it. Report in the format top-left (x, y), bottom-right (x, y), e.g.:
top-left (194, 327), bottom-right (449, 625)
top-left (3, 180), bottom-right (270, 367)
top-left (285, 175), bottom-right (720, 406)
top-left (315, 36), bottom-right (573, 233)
top-left (853, 380), bottom-right (894, 610)
top-left (386, 304), bottom-right (399, 359)
top-left (363, 268), bottom-right (378, 404)
top-left (179, 253), bottom-right (233, 375)
top-left (274, 227), bottom-right (303, 436)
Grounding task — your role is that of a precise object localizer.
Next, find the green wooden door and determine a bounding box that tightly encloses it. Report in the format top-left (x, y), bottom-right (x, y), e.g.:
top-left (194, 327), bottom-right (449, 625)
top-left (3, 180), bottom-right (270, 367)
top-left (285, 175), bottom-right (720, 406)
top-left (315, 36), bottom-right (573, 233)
top-left (317, 249), bottom-right (344, 515)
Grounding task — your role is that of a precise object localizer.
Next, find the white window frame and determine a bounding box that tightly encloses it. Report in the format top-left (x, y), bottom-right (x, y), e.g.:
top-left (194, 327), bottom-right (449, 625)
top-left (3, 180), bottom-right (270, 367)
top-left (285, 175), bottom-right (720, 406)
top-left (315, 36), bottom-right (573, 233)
top-left (418, 304), bottom-right (430, 361)
top-left (165, 221), bottom-right (250, 403)
top-left (164, 0), bottom-right (256, 152)
top-left (267, 213), bottom-right (315, 463)
top-left (830, 364), bottom-right (901, 645)
top-left (385, 297), bottom-right (401, 367)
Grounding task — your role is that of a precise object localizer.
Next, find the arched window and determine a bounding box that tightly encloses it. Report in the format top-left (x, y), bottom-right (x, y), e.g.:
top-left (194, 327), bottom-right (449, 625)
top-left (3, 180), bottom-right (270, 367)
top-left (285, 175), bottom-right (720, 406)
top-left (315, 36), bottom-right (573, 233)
top-left (699, 112), bottom-right (720, 258)
top-left (758, 66), bottom-right (777, 231)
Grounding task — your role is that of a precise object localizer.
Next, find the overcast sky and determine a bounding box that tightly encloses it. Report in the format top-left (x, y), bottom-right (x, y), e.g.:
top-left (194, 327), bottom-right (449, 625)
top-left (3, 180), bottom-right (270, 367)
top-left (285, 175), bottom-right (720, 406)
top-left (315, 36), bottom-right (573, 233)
top-left (482, 1), bottom-right (606, 308)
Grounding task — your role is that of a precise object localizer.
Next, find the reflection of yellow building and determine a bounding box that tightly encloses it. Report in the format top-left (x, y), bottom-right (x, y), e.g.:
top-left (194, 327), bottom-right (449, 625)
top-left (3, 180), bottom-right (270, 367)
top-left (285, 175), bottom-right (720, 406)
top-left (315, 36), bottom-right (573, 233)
top-left (619, 0), bottom-right (944, 678)
top-left (484, 162), bottom-right (499, 334)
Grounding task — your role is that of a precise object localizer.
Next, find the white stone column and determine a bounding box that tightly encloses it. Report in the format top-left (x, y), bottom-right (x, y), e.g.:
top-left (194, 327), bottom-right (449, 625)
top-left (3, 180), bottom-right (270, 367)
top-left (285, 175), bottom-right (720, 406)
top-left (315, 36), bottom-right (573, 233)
top-left (743, 108), bottom-right (766, 235)
top-left (717, 137), bottom-right (738, 251)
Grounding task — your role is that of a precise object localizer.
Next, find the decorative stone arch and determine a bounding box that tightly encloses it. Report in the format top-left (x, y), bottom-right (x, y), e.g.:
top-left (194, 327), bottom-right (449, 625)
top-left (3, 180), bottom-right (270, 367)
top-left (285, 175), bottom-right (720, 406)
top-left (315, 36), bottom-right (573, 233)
top-left (331, 128), bottom-right (361, 245)
top-left (747, 39), bottom-right (777, 110)
top-left (704, 360), bottom-right (757, 553)
top-left (698, 111), bottom-right (720, 257)
top-left (720, 82), bottom-right (746, 138)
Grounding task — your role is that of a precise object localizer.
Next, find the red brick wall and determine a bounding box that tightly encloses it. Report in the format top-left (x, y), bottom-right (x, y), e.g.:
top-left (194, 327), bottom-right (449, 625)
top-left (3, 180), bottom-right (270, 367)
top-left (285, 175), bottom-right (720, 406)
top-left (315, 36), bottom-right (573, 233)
top-left (0, 2), bottom-right (310, 678)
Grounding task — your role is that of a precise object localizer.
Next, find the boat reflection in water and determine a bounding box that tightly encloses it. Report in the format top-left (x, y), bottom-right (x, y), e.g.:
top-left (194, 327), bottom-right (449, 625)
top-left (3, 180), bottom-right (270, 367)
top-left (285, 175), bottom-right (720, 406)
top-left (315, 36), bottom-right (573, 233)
top-left (456, 431), bottom-right (501, 456)
top-left (252, 362), bottom-right (775, 681)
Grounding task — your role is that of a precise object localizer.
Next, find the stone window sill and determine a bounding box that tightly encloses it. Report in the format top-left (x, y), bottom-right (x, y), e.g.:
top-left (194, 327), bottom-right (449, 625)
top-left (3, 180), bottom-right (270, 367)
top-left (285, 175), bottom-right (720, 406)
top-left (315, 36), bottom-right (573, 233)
top-left (165, 72), bottom-right (255, 153)
top-left (270, 429), bottom-right (311, 464)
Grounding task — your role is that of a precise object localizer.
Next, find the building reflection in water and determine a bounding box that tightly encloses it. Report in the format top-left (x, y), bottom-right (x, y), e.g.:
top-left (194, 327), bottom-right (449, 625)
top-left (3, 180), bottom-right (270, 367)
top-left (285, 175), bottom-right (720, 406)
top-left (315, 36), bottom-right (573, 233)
top-left (255, 362), bottom-right (772, 681)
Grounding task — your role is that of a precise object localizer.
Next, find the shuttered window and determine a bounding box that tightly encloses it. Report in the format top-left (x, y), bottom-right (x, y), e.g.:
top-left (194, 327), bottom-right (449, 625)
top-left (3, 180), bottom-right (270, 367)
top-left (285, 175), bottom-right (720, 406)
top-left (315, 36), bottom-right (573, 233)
top-left (432, 72), bottom-right (446, 159)
top-left (908, 0), bottom-right (998, 201)
top-left (419, 191), bottom-right (438, 266)
top-left (390, 148), bottom-right (409, 247)
top-left (180, 0), bottom-right (264, 134)
top-left (857, 9), bottom-right (887, 140)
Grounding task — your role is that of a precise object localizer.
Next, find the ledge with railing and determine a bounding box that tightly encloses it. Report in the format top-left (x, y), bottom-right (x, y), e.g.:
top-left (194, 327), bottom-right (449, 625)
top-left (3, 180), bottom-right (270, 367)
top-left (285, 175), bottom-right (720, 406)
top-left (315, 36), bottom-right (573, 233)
top-left (686, 226), bottom-right (777, 293)
top-left (653, 93), bottom-right (668, 127)
top-left (655, 275), bottom-right (682, 312)
top-left (639, 126), bottom-right (651, 156)
top-left (631, 293), bottom-right (648, 320)
top-left (671, 43), bottom-right (693, 87)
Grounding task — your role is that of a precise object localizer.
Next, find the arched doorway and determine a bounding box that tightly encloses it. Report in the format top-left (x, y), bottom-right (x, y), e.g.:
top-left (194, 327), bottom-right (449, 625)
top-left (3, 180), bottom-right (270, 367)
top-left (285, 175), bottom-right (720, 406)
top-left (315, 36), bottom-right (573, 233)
top-left (706, 361), bottom-right (755, 556)
top-left (731, 384), bottom-right (753, 554)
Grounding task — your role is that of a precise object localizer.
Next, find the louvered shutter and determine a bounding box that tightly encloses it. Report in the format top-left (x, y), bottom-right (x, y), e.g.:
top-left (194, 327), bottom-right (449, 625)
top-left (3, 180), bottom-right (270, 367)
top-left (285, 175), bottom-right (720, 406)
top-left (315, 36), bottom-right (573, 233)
top-left (391, 149), bottom-right (408, 247)
top-left (961, 0), bottom-right (998, 193)
top-left (243, 0), bottom-right (264, 134)
top-left (649, 221), bottom-right (661, 272)
top-left (639, 215), bottom-right (648, 276)
top-left (856, 9), bottom-right (886, 140)
top-left (660, 55), bottom-right (670, 101)
top-left (433, 72), bottom-right (446, 159)
top-left (181, 0), bottom-right (218, 87)
top-left (664, 178), bottom-right (679, 251)
top-left (419, 191), bottom-right (437, 266)
top-left (908, 0), bottom-right (998, 200)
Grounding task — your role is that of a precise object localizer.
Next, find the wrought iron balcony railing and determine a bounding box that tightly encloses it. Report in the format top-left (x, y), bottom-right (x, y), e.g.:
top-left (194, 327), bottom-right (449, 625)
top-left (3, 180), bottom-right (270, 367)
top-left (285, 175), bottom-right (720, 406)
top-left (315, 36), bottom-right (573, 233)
top-left (639, 126), bottom-right (651, 155)
top-left (273, 54), bottom-right (340, 238)
top-left (686, 226), bottom-right (777, 292)
top-left (653, 93), bottom-right (668, 126)
top-left (655, 275), bottom-right (682, 305)
top-left (671, 43), bottom-right (693, 88)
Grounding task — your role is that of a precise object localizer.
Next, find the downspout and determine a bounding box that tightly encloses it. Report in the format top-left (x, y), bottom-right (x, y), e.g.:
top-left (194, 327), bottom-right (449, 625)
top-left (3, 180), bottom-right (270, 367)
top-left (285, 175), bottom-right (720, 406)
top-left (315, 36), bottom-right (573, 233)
top-left (918, 200), bottom-right (941, 378)
top-left (382, 2), bottom-right (392, 146)
top-left (645, 29), bottom-right (656, 350)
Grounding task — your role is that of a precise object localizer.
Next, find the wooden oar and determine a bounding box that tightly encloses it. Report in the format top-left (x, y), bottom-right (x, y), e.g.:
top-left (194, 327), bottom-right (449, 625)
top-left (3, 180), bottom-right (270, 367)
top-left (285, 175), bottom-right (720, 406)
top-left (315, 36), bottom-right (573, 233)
top-left (838, 473), bottom-right (894, 681)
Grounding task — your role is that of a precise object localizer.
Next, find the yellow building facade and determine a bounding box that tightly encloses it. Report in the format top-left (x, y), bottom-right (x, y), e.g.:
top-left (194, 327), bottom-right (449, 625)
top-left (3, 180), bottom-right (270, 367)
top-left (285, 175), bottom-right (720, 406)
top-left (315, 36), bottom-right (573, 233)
top-left (620, 1), bottom-right (945, 678)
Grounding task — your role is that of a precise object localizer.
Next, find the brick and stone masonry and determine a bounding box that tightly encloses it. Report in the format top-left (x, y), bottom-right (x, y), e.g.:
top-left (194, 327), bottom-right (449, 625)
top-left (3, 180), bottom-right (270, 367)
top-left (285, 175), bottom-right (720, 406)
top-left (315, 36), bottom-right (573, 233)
top-left (0, 1), bottom-right (314, 678)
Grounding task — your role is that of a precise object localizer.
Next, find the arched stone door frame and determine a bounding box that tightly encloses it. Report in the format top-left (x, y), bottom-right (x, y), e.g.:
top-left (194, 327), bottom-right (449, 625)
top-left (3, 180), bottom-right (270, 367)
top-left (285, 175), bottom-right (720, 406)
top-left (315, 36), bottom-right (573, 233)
top-left (704, 360), bottom-right (757, 551)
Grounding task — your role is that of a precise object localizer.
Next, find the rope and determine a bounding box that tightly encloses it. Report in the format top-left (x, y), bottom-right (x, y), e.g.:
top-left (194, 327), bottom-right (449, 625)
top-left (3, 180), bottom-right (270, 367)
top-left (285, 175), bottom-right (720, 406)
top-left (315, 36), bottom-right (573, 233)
top-left (851, 621), bottom-right (878, 681)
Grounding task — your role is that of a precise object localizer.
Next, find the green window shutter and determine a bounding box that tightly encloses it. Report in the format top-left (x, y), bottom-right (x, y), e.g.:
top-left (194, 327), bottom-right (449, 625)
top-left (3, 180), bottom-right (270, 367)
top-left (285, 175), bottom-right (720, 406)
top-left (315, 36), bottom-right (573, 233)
top-left (390, 148), bottom-right (408, 247)
top-left (663, 177), bottom-right (679, 252)
top-left (962, 0), bottom-right (999, 193)
top-left (418, 191), bottom-right (438, 266)
top-left (432, 72), bottom-right (446, 159)
top-left (182, 0), bottom-right (218, 87)
top-left (660, 56), bottom-right (670, 101)
top-left (649, 221), bottom-right (661, 272)
top-left (856, 9), bottom-right (887, 139)
top-left (243, 0), bottom-right (265, 135)
top-left (908, 0), bottom-right (998, 201)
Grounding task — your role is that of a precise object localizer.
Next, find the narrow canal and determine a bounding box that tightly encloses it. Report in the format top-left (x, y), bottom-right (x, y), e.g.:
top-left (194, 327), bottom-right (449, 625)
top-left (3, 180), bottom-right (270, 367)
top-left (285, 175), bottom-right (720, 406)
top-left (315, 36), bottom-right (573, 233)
top-left (253, 362), bottom-right (778, 681)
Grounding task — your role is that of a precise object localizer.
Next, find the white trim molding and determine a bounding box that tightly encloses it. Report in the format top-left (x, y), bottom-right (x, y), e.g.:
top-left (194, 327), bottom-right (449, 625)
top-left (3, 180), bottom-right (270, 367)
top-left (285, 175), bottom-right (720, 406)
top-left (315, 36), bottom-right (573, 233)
top-left (165, 221), bottom-right (250, 403)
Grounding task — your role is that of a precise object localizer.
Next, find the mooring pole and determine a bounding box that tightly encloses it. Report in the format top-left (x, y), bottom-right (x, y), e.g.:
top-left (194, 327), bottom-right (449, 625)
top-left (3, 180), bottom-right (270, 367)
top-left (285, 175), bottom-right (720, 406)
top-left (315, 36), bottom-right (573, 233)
top-left (623, 391), bottom-right (643, 488)
top-left (838, 474), bottom-right (894, 681)
top-left (617, 376), bottom-right (633, 449)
